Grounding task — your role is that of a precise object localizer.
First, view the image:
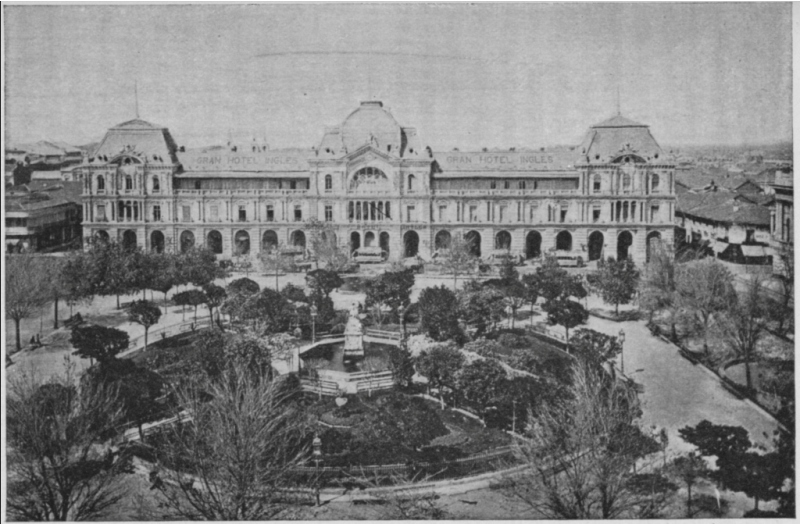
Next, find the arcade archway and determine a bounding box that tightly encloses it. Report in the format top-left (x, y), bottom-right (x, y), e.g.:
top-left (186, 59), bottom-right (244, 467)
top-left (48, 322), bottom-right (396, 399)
top-left (291, 230), bottom-right (306, 249)
top-left (364, 231), bottom-right (376, 247)
top-left (435, 230), bottom-right (452, 251)
top-left (208, 230), bottom-right (223, 254)
top-left (588, 231), bottom-right (604, 261)
top-left (465, 230), bottom-right (482, 257)
top-left (180, 231), bottom-right (195, 253)
top-left (122, 230), bottom-right (137, 251)
top-left (234, 230), bottom-right (250, 255)
top-left (525, 231), bottom-right (542, 259)
top-left (495, 230), bottom-right (512, 250)
top-left (617, 231), bottom-right (633, 261)
top-left (646, 231), bottom-right (662, 263)
top-left (555, 231), bottom-right (572, 251)
top-left (350, 232), bottom-right (361, 254)
top-left (403, 231), bottom-right (419, 257)
top-left (150, 231), bottom-right (165, 253)
top-left (379, 232), bottom-right (391, 255)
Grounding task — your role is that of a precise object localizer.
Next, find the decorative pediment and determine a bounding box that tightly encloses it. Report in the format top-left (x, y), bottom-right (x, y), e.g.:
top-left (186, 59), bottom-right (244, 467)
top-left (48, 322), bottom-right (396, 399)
top-left (346, 144), bottom-right (394, 166)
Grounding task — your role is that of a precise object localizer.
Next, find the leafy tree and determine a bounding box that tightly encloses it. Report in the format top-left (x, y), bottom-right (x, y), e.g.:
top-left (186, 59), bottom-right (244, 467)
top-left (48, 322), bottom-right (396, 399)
top-left (771, 242), bottom-right (794, 335)
top-left (542, 297), bottom-right (588, 345)
top-left (280, 283), bottom-right (309, 304)
top-left (457, 358), bottom-right (508, 420)
top-left (56, 251), bottom-right (94, 325)
top-left (365, 269), bottom-right (415, 325)
top-left (676, 258), bottom-right (735, 354)
top-left (305, 268), bottom-right (343, 298)
top-left (181, 247), bottom-right (224, 287)
top-left (458, 284), bottom-right (506, 336)
top-left (415, 343), bottom-right (465, 409)
top-left (227, 277), bottom-right (260, 297)
top-left (679, 420), bottom-right (789, 513)
top-left (70, 324), bottom-right (130, 366)
top-left (592, 257), bottom-right (640, 315)
top-left (222, 331), bottom-right (275, 379)
top-left (500, 280), bottom-right (527, 329)
top-left (386, 344), bottom-right (415, 389)
top-left (7, 368), bottom-right (131, 521)
top-left (520, 273), bottom-right (541, 321)
top-left (438, 234), bottom-right (478, 290)
top-left (85, 240), bottom-right (130, 309)
top-left (151, 363), bottom-right (309, 519)
top-left (6, 253), bottom-right (50, 351)
top-left (570, 328), bottom-right (622, 366)
top-left (241, 288), bottom-right (295, 335)
top-left (201, 284), bottom-right (227, 330)
top-left (151, 252), bottom-right (180, 308)
top-left (417, 286), bottom-right (463, 342)
top-left (173, 289), bottom-right (206, 323)
top-left (535, 255), bottom-right (586, 302)
top-left (497, 252), bottom-right (519, 284)
top-left (670, 453), bottom-right (709, 517)
top-left (507, 361), bottom-right (665, 519)
top-left (127, 300), bottom-right (162, 352)
top-left (717, 277), bottom-right (770, 389)
top-left (123, 248), bottom-right (157, 300)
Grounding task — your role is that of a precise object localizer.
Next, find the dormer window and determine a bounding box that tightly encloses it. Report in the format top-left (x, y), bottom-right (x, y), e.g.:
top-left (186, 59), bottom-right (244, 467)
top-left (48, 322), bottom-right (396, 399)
top-left (622, 173), bottom-right (631, 192)
top-left (125, 175), bottom-right (133, 190)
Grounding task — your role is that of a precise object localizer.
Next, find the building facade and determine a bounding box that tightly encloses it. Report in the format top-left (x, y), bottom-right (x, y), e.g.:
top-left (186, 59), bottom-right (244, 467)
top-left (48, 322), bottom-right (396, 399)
top-left (5, 184), bottom-right (82, 253)
top-left (80, 101), bottom-right (675, 265)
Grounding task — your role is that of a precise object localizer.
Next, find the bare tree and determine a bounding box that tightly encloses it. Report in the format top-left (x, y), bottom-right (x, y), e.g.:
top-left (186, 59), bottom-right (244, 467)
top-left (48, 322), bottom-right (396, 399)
top-left (676, 258), bottom-right (736, 354)
top-left (152, 363), bottom-right (310, 519)
top-left (6, 363), bottom-right (130, 521)
top-left (717, 276), bottom-right (770, 390)
top-left (6, 253), bottom-right (51, 351)
top-left (439, 234), bottom-right (478, 290)
top-left (259, 242), bottom-right (296, 291)
top-left (506, 361), bottom-right (672, 519)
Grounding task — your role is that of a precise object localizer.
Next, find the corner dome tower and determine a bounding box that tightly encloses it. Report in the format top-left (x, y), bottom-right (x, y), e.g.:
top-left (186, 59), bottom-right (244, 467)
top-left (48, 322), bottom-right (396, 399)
top-left (341, 101), bottom-right (403, 154)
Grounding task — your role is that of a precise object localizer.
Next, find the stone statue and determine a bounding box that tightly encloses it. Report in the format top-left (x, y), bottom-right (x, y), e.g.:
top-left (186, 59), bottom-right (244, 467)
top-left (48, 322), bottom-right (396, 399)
top-left (343, 301), bottom-right (364, 358)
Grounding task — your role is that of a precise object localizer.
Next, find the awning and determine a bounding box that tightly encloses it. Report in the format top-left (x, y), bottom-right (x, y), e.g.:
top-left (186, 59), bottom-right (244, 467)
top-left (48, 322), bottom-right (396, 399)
top-left (741, 245), bottom-right (767, 257)
top-left (713, 241), bottom-right (728, 254)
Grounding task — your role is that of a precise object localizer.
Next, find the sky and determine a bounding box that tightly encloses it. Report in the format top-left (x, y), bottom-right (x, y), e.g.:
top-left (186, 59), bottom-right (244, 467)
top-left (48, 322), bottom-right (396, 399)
top-left (3, 3), bottom-right (793, 151)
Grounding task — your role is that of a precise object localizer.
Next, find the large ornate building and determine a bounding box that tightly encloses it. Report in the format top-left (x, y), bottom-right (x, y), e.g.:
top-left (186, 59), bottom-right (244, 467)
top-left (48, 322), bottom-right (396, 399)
top-left (79, 101), bottom-right (675, 265)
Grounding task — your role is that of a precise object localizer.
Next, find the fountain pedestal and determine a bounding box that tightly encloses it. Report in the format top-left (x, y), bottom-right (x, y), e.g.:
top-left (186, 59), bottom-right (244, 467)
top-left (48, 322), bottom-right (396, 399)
top-left (343, 302), bottom-right (365, 360)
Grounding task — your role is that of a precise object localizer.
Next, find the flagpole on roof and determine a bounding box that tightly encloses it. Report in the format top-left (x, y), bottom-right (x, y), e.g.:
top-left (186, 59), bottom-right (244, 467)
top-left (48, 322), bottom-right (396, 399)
top-left (135, 81), bottom-right (140, 119)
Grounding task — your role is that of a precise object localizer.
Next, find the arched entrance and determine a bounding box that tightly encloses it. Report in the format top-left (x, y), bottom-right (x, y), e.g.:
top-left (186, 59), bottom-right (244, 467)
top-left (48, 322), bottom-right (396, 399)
top-left (617, 231), bottom-right (633, 260)
top-left (403, 231), bottom-right (419, 257)
top-left (94, 230), bottom-right (110, 243)
top-left (525, 231), bottom-right (542, 259)
top-left (379, 232), bottom-right (390, 256)
top-left (364, 231), bottom-right (376, 247)
top-left (291, 230), bottom-right (306, 249)
top-left (435, 230), bottom-right (452, 251)
top-left (555, 231), bottom-right (572, 251)
top-left (261, 230), bottom-right (277, 253)
top-left (121, 230), bottom-right (137, 251)
top-left (207, 230), bottom-right (223, 254)
top-left (495, 230), bottom-right (512, 250)
top-left (465, 230), bottom-right (482, 257)
top-left (180, 230), bottom-right (195, 253)
top-left (350, 232), bottom-right (361, 254)
top-left (150, 231), bottom-right (165, 253)
top-left (646, 231), bottom-right (662, 263)
top-left (588, 231), bottom-right (604, 261)
top-left (234, 230), bottom-right (250, 255)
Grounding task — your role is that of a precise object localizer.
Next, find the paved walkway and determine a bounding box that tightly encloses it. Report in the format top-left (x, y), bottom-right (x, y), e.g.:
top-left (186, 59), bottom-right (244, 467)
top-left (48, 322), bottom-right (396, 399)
top-left (578, 296), bottom-right (781, 453)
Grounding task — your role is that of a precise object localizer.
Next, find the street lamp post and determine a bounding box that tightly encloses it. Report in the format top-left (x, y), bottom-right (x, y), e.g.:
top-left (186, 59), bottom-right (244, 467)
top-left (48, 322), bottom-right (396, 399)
top-left (618, 329), bottom-right (626, 375)
top-left (312, 432), bottom-right (322, 506)
top-left (310, 304), bottom-right (318, 344)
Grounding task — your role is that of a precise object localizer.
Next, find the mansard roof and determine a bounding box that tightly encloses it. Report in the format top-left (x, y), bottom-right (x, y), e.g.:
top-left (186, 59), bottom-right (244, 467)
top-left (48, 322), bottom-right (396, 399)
top-left (177, 147), bottom-right (311, 177)
top-left (579, 113), bottom-right (663, 165)
top-left (91, 118), bottom-right (179, 165)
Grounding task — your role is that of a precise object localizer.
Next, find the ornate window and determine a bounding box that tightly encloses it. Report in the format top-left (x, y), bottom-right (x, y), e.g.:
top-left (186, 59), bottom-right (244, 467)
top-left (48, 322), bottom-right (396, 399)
top-left (324, 174), bottom-right (332, 191)
top-left (622, 173), bottom-right (631, 192)
top-left (125, 175), bottom-right (133, 190)
top-left (152, 176), bottom-right (160, 192)
top-left (651, 173), bottom-right (660, 192)
top-left (593, 175), bottom-right (601, 193)
top-left (408, 174), bottom-right (416, 191)
top-left (97, 175), bottom-right (105, 192)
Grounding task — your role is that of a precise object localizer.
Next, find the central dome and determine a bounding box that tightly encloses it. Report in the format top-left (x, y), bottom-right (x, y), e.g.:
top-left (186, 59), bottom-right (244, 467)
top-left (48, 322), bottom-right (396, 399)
top-left (341, 101), bottom-right (402, 154)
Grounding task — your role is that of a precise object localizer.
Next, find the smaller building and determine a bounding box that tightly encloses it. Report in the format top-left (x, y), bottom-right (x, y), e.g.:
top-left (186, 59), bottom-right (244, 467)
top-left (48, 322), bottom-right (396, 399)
top-left (5, 182), bottom-right (83, 253)
top-left (675, 190), bottom-right (773, 275)
top-left (769, 167), bottom-right (793, 274)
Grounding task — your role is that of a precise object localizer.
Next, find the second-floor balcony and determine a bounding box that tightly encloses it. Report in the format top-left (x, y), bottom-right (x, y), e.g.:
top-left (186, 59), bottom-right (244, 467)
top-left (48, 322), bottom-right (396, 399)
top-left (175, 188), bottom-right (308, 197)
top-left (434, 188), bottom-right (581, 197)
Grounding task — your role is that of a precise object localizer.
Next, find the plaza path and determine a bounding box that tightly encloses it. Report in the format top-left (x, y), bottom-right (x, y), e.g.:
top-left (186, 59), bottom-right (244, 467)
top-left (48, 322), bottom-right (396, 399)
top-left (579, 298), bottom-right (782, 454)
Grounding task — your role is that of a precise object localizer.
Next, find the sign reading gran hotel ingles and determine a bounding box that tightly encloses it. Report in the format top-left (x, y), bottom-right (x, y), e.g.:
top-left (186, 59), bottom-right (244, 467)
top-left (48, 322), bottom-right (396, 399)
top-left (436, 151), bottom-right (574, 171)
top-left (180, 151), bottom-right (309, 171)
